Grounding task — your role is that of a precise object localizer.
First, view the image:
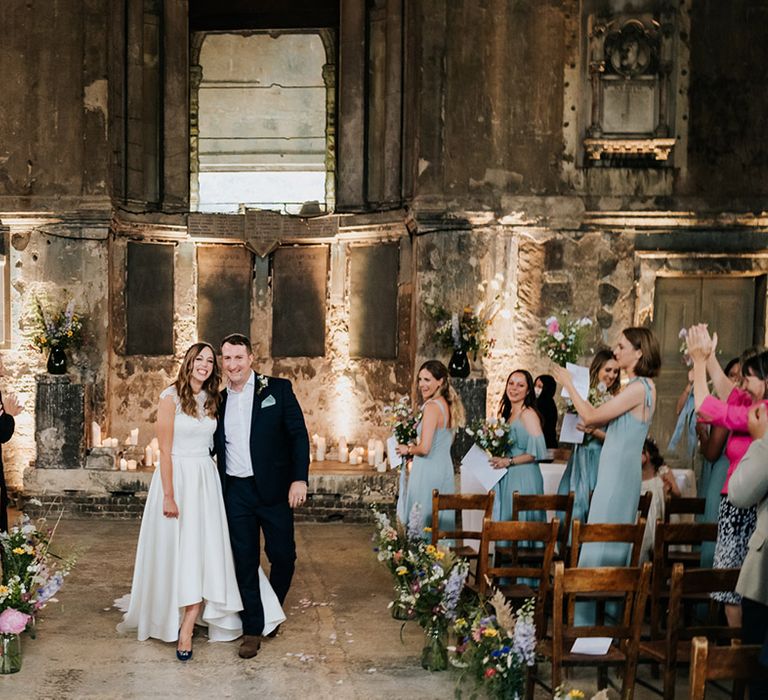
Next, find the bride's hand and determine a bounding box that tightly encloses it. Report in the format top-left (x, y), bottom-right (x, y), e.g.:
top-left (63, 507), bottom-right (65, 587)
top-left (163, 495), bottom-right (179, 518)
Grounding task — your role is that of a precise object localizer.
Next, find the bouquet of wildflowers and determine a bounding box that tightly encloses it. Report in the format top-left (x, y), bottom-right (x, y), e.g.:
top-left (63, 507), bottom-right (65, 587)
top-left (537, 312), bottom-right (592, 366)
top-left (383, 397), bottom-right (420, 445)
top-left (563, 381), bottom-right (612, 413)
top-left (0, 514), bottom-right (77, 626)
top-left (464, 418), bottom-right (514, 457)
top-left (452, 594), bottom-right (537, 700)
top-left (678, 327), bottom-right (692, 367)
top-left (30, 298), bottom-right (84, 352)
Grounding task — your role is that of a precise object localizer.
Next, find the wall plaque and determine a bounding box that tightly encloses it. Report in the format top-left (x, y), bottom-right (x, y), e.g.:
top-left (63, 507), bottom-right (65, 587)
top-left (197, 246), bottom-right (252, 347)
top-left (271, 246), bottom-right (328, 357)
top-left (126, 242), bottom-right (174, 355)
top-left (349, 243), bottom-right (399, 359)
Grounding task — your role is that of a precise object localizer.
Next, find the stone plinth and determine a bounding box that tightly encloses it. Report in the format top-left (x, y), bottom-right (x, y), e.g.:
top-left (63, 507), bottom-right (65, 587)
top-left (451, 375), bottom-right (488, 466)
top-left (35, 374), bottom-right (86, 469)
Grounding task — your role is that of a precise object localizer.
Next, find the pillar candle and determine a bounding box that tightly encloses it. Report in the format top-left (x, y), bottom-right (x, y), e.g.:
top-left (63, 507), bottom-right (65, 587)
top-left (127, 459), bottom-right (137, 471)
top-left (367, 439), bottom-right (376, 466)
top-left (316, 436), bottom-right (326, 462)
top-left (119, 457), bottom-right (128, 471)
top-left (339, 446), bottom-right (349, 463)
top-left (374, 440), bottom-right (385, 467)
top-left (349, 452), bottom-right (359, 465)
top-left (91, 422), bottom-right (102, 448)
top-left (129, 428), bottom-right (139, 446)
top-left (150, 437), bottom-right (159, 451)
top-left (338, 436), bottom-right (347, 453)
top-left (153, 448), bottom-right (161, 466)
top-left (144, 446), bottom-right (153, 467)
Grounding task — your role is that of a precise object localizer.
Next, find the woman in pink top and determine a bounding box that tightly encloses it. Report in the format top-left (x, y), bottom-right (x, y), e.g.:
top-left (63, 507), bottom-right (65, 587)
top-left (688, 325), bottom-right (766, 627)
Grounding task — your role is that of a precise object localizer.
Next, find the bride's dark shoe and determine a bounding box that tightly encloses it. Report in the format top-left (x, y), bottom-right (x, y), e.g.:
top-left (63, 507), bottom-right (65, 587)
top-left (176, 630), bottom-right (193, 662)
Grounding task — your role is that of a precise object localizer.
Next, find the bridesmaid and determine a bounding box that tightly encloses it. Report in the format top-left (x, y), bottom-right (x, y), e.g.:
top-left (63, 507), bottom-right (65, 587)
top-left (396, 360), bottom-right (465, 536)
top-left (556, 348), bottom-right (621, 529)
top-left (553, 328), bottom-right (660, 570)
top-left (489, 370), bottom-right (548, 523)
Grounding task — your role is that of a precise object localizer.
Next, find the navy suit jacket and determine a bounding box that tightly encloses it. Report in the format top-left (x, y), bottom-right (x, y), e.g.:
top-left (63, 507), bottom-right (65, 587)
top-left (214, 375), bottom-right (310, 506)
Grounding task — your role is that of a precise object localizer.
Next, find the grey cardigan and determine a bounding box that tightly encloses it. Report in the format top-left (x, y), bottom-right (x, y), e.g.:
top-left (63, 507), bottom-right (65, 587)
top-left (728, 434), bottom-right (768, 606)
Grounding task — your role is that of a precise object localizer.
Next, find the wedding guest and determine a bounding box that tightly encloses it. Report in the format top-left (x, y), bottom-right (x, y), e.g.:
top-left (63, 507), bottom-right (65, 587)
top-left (489, 370), bottom-right (548, 523)
top-left (728, 404), bottom-right (768, 698)
top-left (553, 327), bottom-right (659, 625)
top-left (0, 381), bottom-right (22, 533)
top-left (556, 348), bottom-right (621, 530)
top-left (396, 360), bottom-right (465, 535)
top-left (534, 374), bottom-right (559, 450)
top-left (639, 437), bottom-right (681, 562)
top-left (687, 325), bottom-right (768, 628)
top-left (117, 342), bottom-right (285, 660)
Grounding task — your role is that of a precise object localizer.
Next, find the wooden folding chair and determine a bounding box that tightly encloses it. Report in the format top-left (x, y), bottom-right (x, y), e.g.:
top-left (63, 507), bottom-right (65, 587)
top-left (650, 522), bottom-right (719, 640)
top-left (477, 516), bottom-right (559, 639)
top-left (664, 495), bottom-right (706, 523)
top-left (510, 490), bottom-right (575, 561)
top-left (430, 489), bottom-right (494, 571)
top-left (531, 560), bottom-right (652, 700)
top-left (638, 563), bottom-right (741, 700)
top-left (638, 491), bottom-right (652, 521)
top-left (689, 637), bottom-right (768, 700)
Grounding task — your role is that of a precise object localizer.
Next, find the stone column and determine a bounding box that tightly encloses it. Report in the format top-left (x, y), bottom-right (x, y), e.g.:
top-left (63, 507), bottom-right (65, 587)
top-left (450, 376), bottom-right (488, 468)
top-left (35, 375), bottom-right (86, 469)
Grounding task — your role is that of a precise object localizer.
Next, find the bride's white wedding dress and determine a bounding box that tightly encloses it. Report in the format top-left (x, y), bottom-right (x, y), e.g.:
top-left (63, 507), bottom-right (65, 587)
top-left (117, 387), bottom-right (285, 642)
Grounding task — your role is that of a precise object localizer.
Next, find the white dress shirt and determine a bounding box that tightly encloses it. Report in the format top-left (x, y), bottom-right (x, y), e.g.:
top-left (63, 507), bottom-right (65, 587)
top-left (224, 370), bottom-right (255, 477)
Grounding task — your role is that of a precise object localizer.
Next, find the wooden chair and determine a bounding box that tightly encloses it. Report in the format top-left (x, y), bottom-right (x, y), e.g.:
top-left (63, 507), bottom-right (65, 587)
top-left (430, 489), bottom-right (494, 568)
top-left (664, 495), bottom-right (706, 523)
top-left (509, 490), bottom-right (575, 561)
top-left (569, 518), bottom-right (646, 569)
top-left (637, 491), bottom-right (652, 521)
top-left (649, 522), bottom-right (719, 641)
top-left (531, 560), bottom-right (652, 700)
top-left (689, 637), bottom-right (768, 700)
top-left (638, 563), bottom-right (741, 700)
top-left (477, 516), bottom-right (559, 638)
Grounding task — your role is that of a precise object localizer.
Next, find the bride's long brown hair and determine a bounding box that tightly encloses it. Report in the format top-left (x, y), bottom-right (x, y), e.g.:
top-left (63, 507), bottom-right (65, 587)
top-left (173, 342), bottom-right (222, 418)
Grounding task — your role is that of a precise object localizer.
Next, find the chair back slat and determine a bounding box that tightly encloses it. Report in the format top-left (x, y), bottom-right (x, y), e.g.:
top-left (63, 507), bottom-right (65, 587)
top-left (689, 637), bottom-right (768, 700)
top-left (664, 495), bottom-right (706, 523)
top-left (512, 490), bottom-right (575, 560)
top-left (569, 518), bottom-right (646, 568)
top-left (430, 489), bottom-right (495, 548)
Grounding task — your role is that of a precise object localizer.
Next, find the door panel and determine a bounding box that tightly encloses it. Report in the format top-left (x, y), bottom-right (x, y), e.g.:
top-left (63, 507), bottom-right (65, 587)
top-left (652, 277), bottom-right (755, 463)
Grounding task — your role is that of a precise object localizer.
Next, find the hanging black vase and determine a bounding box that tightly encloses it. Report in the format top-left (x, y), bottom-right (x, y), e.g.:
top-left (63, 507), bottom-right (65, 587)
top-left (46, 346), bottom-right (67, 375)
top-left (447, 348), bottom-right (470, 378)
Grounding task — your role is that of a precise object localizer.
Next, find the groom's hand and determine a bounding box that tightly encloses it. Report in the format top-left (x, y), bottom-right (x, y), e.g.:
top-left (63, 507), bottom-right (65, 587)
top-left (288, 481), bottom-right (308, 509)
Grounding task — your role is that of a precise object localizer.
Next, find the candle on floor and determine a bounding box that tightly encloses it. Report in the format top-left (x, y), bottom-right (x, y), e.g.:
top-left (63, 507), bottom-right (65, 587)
top-left (91, 422), bottom-right (102, 448)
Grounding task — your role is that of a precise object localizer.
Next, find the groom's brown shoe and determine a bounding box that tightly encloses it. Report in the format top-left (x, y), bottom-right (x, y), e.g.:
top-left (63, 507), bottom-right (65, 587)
top-left (238, 635), bottom-right (261, 659)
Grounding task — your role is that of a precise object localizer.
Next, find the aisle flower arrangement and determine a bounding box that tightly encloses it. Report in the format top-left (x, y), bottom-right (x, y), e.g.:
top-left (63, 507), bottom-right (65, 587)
top-left (537, 312), bottom-right (592, 366)
top-left (464, 418), bottom-right (514, 457)
top-left (452, 593), bottom-right (537, 699)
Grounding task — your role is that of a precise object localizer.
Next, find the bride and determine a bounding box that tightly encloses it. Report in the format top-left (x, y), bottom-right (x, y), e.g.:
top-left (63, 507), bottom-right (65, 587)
top-left (117, 342), bottom-right (285, 660)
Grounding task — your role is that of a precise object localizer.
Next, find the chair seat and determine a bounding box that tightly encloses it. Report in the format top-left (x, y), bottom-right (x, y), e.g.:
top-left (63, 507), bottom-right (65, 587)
top-left (498, 582), bottom-right (538, 599)
top-left (451, 545), bottom-right (479, 559)
top-left (639, 639), bottom-right (693, 663)
top-left (537, 637), bottom-right (628, 664)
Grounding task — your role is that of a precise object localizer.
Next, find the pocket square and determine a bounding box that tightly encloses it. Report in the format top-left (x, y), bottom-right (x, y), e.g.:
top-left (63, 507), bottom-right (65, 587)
top-left (261, 394), bottom-right (277, 408)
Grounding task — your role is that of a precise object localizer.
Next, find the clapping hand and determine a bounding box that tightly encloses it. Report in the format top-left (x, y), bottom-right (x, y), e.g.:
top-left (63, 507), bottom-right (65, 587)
top-left (685, 324), bottom-right (715, 363)
top-left (550, 364), bottom-right (573, 392)
top-left (0, 392), bottom-right (22, 417)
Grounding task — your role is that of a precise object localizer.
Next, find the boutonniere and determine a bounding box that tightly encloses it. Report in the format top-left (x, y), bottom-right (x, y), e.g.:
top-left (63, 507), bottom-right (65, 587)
top-left (256, 374), bottom-right (269, 395)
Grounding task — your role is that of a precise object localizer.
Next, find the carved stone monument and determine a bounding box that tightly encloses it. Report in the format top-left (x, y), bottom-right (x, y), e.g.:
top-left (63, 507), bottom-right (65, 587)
top-left (35, 374), bottom-right (86, 469)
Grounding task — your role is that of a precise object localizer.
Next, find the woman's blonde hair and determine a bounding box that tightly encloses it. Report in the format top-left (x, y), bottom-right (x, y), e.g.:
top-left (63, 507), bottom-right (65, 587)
top-left (418, 360), bottom-right (466, 428)
top-left (173, 342), bottom-right (222, 418)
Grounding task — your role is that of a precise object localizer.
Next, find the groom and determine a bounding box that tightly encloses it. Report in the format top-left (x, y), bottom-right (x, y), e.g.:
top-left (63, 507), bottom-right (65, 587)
top-left (214, 333), bottom-right (310, 659)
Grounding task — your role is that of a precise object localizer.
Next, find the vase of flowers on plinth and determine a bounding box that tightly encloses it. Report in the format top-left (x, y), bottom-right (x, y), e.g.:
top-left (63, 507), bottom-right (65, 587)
top-left (30, 298), bottom-right (84, 375)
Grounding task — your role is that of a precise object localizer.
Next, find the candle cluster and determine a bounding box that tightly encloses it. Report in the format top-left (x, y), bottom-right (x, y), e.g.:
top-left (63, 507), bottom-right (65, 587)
top-left (311, 434), bottom-right (388, 471)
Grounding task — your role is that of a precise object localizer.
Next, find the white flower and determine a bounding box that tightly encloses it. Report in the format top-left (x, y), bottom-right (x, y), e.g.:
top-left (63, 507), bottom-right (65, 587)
top-left (596, 382), bottom-right (607, 393)
top-left (554, 332), bottom-right (564, 341)
top-left (545, 316), bottom-right (557, 326)
top-left (679, 327), bottom-right (688, 339)
top-left (578, 317), bottom-right (592, 327)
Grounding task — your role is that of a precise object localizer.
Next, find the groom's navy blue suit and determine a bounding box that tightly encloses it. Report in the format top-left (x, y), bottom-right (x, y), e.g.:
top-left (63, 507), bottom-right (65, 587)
top-left (214, 375), bottom-right (309, 636)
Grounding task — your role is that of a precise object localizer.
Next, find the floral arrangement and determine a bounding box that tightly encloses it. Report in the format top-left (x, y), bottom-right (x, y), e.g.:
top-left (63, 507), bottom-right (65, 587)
top-left (537, 312), bottom-right (592, 366)
top-left (464, 418), bottom-right (514, 457)
top-left (424, 274), bottom-right (509, 356)
top-left (30, 298), bottom-right (84, 353)
top-left (678, 327), bottom-right (692, 367)
top-left (0, 514), bottom-right (76, 626)
top-left (563, 381), bottom-right (612, 413)
top-left (383, 397), bottom-right (421, 445)
top-left (452, 593), bottom-right (537, 700)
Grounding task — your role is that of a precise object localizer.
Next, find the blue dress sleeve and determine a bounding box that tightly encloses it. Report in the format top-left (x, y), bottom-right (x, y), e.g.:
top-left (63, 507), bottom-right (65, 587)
top-left (522, 430), bottom-right (549, 462)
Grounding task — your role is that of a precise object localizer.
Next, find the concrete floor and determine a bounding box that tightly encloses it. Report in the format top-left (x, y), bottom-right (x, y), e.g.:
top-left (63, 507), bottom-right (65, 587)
top-left (0, 516), bottom-right (732, 699)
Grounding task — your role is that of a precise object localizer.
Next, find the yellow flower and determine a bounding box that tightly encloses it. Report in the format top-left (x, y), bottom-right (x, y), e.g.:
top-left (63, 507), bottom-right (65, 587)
top-left (425, 545), bottom-right (437, 556)
top-left (435, 551), bottom-right (445, 560)
top-left (569, 692), bottom-right (585, 699)
top-left (455, 617), bottom-right (467, 629)
top-left (12, 547), bottom-right (25, 555)
top-left (423, 527), bottom-right (432, 533)
top-left (67, 330), bottom-right (73, 337)
top-left (482, 627), bottom-right (499, 637)
top-left (395, 566), bottom-right (408, 576)
top-left (41, 337), bottom-right (47, 344)
top-left (0, 585), bottom-right (8, 595)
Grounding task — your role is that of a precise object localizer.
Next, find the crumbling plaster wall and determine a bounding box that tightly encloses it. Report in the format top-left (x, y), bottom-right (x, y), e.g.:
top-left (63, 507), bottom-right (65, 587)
top-left (0, 222), bottom-right (109, 489)
top-left (414, 225), bottom-right (636, 418)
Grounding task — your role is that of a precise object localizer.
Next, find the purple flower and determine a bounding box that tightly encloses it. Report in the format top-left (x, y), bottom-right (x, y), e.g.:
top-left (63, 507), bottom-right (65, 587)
top-left (34, 572), bottom-right (64, 607)
top-left (406, 503), bottom-right (423, 540)
top-left (442, 562), bottom-right (469, 620)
